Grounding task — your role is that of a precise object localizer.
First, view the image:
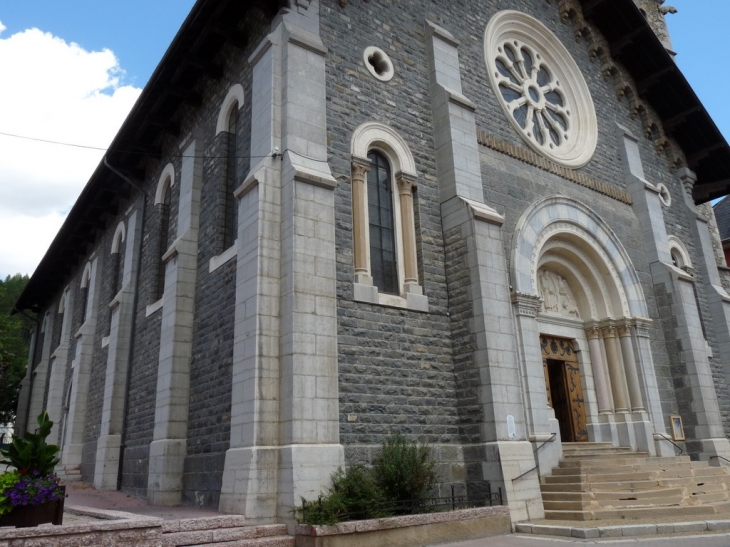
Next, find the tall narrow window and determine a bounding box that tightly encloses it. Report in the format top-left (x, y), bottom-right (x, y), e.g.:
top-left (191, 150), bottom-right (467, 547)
top-left (79, 283), bottom-right (89, 325)
top-left (224, 105), bottom-right (239, 249)
top-left (367, 151), bottom-right (398, 295)
top-left (157, 185), bottom-right (171, 301)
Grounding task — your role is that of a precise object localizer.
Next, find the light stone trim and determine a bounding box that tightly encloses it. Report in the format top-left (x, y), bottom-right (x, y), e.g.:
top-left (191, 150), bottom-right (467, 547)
top-left (209, 243), bottom-right (238, 273)
top-left (145, 298), bottom-right (164, 317)
top-left (484, 10), bottom-right (597, 168)
top-left (350, 125), bottom-right (427, 311)
top-left (47, 289), bottom-right (73, 446)
top-left (154, 163), bottom-right (176, 205)
top-left (80, 262), bottom-right (92, 289)
top-left (215, 84), bottom-right (244, 135)
top-left (656, 183), bottom-right (671, 207)
top-left (111, 221), bottom-right (126, 254)
top-left (95, 209), bottom-right (141, 489)
top-left (148, 135), bottom-right (203, 506)
top-left (362, 46), bottom-right (394, 82)
top-left (668, 235), bottom-right (693, 270)
top-left (350, 122), bottom-right (417, 177)
top-left (28, 310), bottom-right (54, 426)
top-left (512, 196), bottom-right (648, 319)
top-left (60, 255), bottom-right (102, 474)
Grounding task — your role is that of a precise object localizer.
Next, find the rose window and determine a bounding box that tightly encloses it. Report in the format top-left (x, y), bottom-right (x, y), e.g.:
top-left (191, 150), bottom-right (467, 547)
top-left (484, 11), bottom-right (597, 168)
top-left (495, 41), bottom-right (569, 152)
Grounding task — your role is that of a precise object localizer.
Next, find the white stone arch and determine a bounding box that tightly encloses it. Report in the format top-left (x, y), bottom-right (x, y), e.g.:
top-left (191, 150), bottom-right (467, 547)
top-left (111, 221), bottom-right (126, 254)
top-left (58, 288), bottom-right (69, 314)
top-left (668, 235), bottom-right (692, 270)
top-left (512, 195), bottom-right (648, 319)
top-left (351, 121), bottom-right (417, 177)
top-left (154, 164), bottom-right (176, 205)
top-left (80, 262), bottom-right (93, 289)
top-left (216, 84), bottom-right (244, 136)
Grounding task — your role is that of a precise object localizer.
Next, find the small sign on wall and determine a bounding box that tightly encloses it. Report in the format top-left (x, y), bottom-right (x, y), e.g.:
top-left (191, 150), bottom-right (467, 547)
top-left (670, 414), bottom-right (685, 441)
top-left (507, 415), bottom-right (517, 439)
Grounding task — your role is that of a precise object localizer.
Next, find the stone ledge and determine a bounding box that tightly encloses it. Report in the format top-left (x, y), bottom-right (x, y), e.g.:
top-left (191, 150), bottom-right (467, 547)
top-left (295, 507), bottom-right (509, 547)
top-left (515, 518), bottom-right (730, 539)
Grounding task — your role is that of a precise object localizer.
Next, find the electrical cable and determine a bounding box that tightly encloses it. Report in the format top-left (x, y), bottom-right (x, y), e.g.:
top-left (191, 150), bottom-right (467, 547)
top-left (0, 130), bottom-right (327, 163)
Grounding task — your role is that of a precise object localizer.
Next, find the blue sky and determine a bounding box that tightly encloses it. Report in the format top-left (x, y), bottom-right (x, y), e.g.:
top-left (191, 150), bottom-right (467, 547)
top-left (0, 1), bottom-right (727, 278)
top-left (0, 0), bottom-right (195, 88)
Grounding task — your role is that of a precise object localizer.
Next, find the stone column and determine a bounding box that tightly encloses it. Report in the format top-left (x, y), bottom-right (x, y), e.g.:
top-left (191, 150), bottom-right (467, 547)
top-left (219, 25), bottom-right (283, 522)
top-left (147, 134), bottom-right (203, 506)
top-left (14, 326), bottom-right (36, 435)
top-left (396, 173), bottom-right (419, 292)
top-left (428, 19), bottom-right (543, 522)
top-left (618, 324), bottom-right (644, 411)
top-left (95, 209), bottom-right (142, 490)
top-left (28, 311), bottom-right (54, 428)
top-left (586, 327), bottom-right (612, 413)
top-left (60, 256), bottom-right (102, 479)
top-left (511, 292), bottom-right (561, 476)
top-left (47, 290), bottom-right (73, 447)
top-left (602, 326), bottom-right (630, 413)
top-left (351, 158), bottom-right (371, 285)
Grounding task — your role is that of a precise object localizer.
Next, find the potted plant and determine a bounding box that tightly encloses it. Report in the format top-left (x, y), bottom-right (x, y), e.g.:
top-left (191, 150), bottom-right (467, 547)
top-left (0, 411), bottom-right (65, 527)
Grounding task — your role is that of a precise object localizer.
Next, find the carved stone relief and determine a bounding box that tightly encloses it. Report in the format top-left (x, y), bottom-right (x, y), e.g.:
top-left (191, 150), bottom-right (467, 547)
top-left (538, 269), bottom-right (580, 318)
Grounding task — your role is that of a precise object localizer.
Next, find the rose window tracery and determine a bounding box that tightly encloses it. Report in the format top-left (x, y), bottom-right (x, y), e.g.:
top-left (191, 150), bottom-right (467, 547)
top-left (495, 41), bottom-right (570, 152)
top-left (484, 11), bottom-right (597, 168)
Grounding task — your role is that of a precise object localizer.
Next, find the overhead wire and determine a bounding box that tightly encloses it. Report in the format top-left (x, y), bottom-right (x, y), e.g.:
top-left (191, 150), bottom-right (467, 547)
top-left (0, 130), bottom-right (330, 162)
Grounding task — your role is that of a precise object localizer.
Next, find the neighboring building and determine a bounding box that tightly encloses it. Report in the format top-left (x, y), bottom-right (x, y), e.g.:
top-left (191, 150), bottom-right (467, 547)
top-left (13, 0), bottom-right (730, 525)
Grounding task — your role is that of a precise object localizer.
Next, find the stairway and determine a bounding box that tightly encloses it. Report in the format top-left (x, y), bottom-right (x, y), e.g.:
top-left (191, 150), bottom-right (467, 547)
top-left (160, 516), bottom-right (293, 547)
top-left (541, 442), bottom-right (730, 521)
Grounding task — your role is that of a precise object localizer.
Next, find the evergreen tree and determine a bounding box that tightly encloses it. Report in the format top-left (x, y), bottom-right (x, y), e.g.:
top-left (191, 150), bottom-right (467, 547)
top-left (0, 275), bottom-right (33, 424)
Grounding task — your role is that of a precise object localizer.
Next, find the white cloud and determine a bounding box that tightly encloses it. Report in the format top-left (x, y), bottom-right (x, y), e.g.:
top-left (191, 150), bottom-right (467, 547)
top-left (0, 25), bottom-right (141, 277)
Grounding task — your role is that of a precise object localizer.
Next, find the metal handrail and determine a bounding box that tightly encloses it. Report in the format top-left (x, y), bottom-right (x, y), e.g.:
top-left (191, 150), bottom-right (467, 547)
top-left (709, 455), bottom-right (730, 465)
top-left (655, 434), bottom-right (683, 455)
top-left (512, 433), bottom-right (557, 482)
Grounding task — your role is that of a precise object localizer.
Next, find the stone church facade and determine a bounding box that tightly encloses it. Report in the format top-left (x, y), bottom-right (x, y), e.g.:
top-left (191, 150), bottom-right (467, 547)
top-left (13, 0), bottom-right (730, 524)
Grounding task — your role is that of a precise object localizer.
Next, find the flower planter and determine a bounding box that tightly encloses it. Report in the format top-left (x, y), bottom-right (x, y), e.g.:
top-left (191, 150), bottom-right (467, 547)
top-left (0, 486), bottom-right (65, 528)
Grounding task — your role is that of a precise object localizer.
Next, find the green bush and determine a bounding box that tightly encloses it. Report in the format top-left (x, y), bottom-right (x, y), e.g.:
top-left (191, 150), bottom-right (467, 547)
top-left (299, 435), bottom-right (436, 524)
top-left (0, 411), bottom-right (60, 476)
top-left (373, 434), bottom-right (436, 510)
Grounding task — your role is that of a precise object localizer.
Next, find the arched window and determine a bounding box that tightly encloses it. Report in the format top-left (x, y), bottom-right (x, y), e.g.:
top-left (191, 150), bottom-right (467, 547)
top-left (217, 84), bottom-right (244, 252)
top-left (224, 103), bottom-right (240, 249)
top-left (367, 151), bottom-right (398, 295)
top-left (157, 184), bottom-right (171, 300)
top-left (111, 223), bottom-right (126, 299)
top-left (350, 122), bottom-right (427, 311)
top-left (79, 263), bottom-right (92, 325)
top-left (154, 164), bottom-right (175, 302)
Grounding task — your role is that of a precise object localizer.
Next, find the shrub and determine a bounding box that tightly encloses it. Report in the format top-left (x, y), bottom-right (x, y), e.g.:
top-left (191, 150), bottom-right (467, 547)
top-left (299, 464), bottom-right (387, 525)
top-left (373, 434), bottom-right (436, 510)
top-left (299, 434), bottom-right (437, 524)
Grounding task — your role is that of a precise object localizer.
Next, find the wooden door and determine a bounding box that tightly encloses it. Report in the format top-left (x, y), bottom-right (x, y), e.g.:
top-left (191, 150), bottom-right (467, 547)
top-left (540, 336), bottom-right (588, 442)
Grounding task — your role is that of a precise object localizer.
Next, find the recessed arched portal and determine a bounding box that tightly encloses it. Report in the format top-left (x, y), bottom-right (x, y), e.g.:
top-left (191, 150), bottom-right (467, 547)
top-left (511, 196), bottom-right (663, 455)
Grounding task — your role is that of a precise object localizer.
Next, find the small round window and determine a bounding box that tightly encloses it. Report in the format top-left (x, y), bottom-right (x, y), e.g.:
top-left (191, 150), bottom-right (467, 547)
top-left (363, 46), bottom-right (394, 82)
top-left (484, 11), bottom-right (597, 168)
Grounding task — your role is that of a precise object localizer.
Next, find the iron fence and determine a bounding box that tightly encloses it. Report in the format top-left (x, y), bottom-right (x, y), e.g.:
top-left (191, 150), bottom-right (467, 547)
top-left (300, 483), bottom-right (503, 524)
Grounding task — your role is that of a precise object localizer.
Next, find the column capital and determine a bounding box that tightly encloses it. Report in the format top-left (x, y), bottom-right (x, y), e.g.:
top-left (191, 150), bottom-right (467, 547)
top-left (351, 156), bottom-right (371, 180)
top-left (585, 326), bottom-right (603, 340)
top-left (616, 324), bottom-right (632, 338)
top-left (601, 325), bottom-right (617, 339)
top-left (396, 171), bottom-right (417, 195)
top-left (511, 291), bottom-right (542, 317)
top-left (632, 317), bottom-right (653, 338)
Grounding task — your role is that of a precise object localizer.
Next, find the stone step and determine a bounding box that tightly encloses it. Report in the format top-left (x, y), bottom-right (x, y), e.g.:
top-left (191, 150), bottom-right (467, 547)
top-left (162, 516), bottom-right (248, 533)
top-left (163, 524), bottom-right (287, 546)
top-left (557, 456), bottom-right (692, 470)
top-left (186, 537), bottom-right (294, 547)
top-left (691, 492), bottom-right (730, 504)
top-left (545, 503), bottom-right (719, 521)
top-left (543, 492), bottom-right (687, 511)
top-left (560, 455), bottom-right (691, 466)
top-left (562, 451), bottom-right (649, 459)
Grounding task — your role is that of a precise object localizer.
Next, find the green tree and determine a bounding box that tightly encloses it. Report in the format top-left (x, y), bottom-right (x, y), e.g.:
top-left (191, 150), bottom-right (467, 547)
top-left (0, 275), bottom-right (33, 424)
